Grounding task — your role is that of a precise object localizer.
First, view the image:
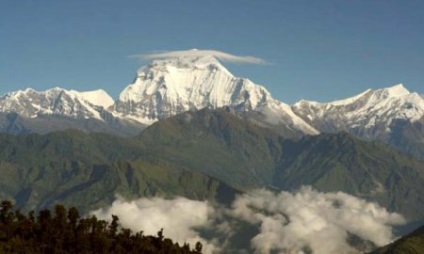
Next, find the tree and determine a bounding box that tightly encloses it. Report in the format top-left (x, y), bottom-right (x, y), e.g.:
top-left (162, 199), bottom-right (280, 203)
top-left (0, 200), bottom-right (202, 253)
top-left (0, 200), bottom-right (14, 224)
top-left (195, 241), bottom-right (203, 254)
top-left (68, 207), bottom-right (79, 226)
top-left (108, 214), bottom-right (119, 237)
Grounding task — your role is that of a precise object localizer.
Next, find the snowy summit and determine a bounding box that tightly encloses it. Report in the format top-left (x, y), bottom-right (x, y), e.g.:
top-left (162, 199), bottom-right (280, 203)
top-left (115, 51), bottom-right (318, 135)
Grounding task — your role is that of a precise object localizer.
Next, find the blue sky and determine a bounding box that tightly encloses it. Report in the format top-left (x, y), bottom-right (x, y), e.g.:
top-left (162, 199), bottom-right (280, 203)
top-left (1, 0), bottom-right (423, 103)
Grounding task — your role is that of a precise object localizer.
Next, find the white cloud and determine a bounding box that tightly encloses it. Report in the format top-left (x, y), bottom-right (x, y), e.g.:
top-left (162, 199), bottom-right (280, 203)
top-left (92, 196), bottom-right (219, 254)
top-left (231, 187), bottom-right (405, 254)
top-left (133, 49), bottom-right (267, 64)
top-left (91, 187), bottom-right (405, 254)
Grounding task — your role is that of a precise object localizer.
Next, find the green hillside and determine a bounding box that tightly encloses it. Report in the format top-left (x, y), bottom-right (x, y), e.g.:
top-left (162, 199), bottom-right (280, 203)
top-left (1, 108), bottom-right (424, 222)
top-left (275, 132), bottom-right (424, 220)
top-left (371, 224), bottom-right (424, 254)
top-left (136, 109), bottom-right (424, 220)
top-left (0, 129), bottom-right (237, 213)
top-left (136, 108), bottom-right (284, 190)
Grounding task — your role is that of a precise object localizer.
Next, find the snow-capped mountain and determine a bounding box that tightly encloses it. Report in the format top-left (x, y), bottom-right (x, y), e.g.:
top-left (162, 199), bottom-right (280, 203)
top-left (113, 55), bottom-right (318, 135)
top-left (1, 52), bottom-right (424, 156)
top-left (0, 87), bottom-right (113, 120)
top-left (0, 87), bottom-right (145, 136)
top-left (292, 84), bottom-right (424, 139)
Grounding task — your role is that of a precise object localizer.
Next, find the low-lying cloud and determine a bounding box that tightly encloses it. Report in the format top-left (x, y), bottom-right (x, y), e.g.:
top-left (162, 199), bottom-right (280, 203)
top-left (231, 186), bottom-right (405, 254)
top-left (92, 196), bottom-right (218, 253)
top-left (92, 187), bottom-right (405, 254)
top-left (133, 49), bottom-right (267, 64)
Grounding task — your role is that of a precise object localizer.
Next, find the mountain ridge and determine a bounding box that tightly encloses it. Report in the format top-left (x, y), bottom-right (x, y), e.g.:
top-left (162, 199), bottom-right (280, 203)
top-left (2, 108), bottom-right (424, 221)
top-left (3, 57), bottom-right (422, 134)
top-left (1, 54), bottom-right (424, 159)
top-left (292, 83), bottom-right (424, 159)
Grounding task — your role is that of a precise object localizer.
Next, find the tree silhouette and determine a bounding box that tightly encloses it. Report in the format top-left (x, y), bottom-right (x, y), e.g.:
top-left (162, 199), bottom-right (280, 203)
top-left (0, 200), bottom-right (202, 253)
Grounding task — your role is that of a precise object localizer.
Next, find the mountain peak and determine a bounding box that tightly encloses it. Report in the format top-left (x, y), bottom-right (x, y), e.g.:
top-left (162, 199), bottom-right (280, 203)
top-left (119, 54), bottom-right (237, 105)
top-left (79, 89), bottom-right (114, 109)
top-left (114, 54), bottom-right (319, 135)
top-left (0, 87), bottom-right (114, 120)
top-left (328, 89), bottom-right (373, 106)
top-left (376, 83), bottom-right (410, 98)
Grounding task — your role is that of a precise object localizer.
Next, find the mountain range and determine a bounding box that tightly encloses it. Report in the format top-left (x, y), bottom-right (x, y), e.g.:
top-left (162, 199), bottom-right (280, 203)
top-left (3, 54), bottom-right (424, 252)
top-left (1, 54), bottom-right (424, 161)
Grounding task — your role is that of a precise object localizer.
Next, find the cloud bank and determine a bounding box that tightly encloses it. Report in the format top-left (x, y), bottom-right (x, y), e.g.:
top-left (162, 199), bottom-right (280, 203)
top-left (133, 49), bottom-right (267, 64)
top-left (92, 187), bottom-right (405, 254)
top-left (231, 187), bottom-right (405, 254)
top-left (92, 196), bottom-right (218, 253)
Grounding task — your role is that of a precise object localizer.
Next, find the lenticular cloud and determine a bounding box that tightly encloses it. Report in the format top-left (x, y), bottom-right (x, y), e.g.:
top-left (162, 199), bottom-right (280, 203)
top-left (133, 49), bottom-right (267, 64)
top-left (92, 187), bottom-right (405, 254)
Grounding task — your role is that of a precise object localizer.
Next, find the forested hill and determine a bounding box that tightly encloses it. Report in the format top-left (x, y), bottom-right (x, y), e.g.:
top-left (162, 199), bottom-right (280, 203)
top-left (0, 200), bottom-right (203, 253)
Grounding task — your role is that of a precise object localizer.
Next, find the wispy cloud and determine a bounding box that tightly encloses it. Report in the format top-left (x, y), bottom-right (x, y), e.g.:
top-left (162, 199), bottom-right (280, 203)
top-left (131, 49), bottom-right (267, 64)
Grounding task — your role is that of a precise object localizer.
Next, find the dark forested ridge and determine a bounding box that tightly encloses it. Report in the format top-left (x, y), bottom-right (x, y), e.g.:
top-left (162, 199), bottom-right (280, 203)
top-left (0, 200), bottom-right (202, 254)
